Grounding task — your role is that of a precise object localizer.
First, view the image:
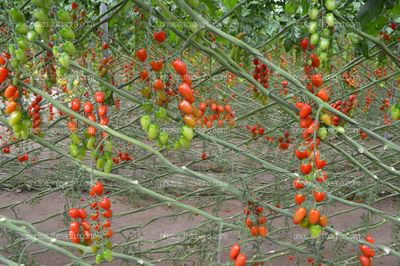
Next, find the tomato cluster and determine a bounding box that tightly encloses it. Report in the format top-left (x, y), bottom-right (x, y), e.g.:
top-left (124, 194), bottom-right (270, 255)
top-left (229, 243), bottom-right (246, 266)
top-left (17, 152), bottom-right (29, 163)
top-left (67, 182), bottom-right (113, 263)
top-left (198, 99), bottom-right (234, 128)
top-left (251, 58), bottom-right (272, 104)
top-left (243, 202), bottom-right (268, 238)
top-left (27, 95), bottom-right (43, 133)
top-left (359, 235), bottom-right (375, 266)
top-left (245, 124), bottom-right (265, 136)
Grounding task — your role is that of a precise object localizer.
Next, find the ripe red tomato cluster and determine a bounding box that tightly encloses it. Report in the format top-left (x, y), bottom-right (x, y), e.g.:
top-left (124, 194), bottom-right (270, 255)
top-left (359, 235), bottom-right (375, 266)
top-left (245, 124), bottom-right (265, 136)
top-left (67, 207), bottom-right (91, 244)
top-left (229, 243), bottom-right (246, 266)
top-left (198, 99), bottom-right (234, 128)
top-left (27, 95), bottom-right (43, 132)
top-left (329, 94), bottom-right (357, 125)
top-left (89, 181), bottom-right (113, 239)
top-left (2, 146), bottom-right (11, 154)
top-left (114, 151), bottom-right (133, 164)
top-left (243, 202), bottom-right (268, 238)
top-left (252, 58), bottom-right (272, 89)
top-left (17, 153), bottom-right (28, 163)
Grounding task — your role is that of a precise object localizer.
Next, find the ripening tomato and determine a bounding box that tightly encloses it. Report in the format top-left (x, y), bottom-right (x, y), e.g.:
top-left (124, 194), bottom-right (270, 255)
top-left (173, 59), bottom-right (187, 75)
top-left (70, 98), bottom-right (81, 112)
top-left (71, 2), bottom-right (78, 10)
top-left (316, 89), bottom-right (329, 102)
top-left (94, 91), bottom-right (105, 103)
top-left (4, 85), bottom-right (17, 99)
top-left (178, 82), bottom-right (193, 100)
top-left (0, 56), bottom-right (5, 65)
top-left (0, 67), bottom-right (8, 83)
top-left (234, 254), bottom-right (246, 266)
top-left (258, 226), bottom-right (267, 238)
top-left (105, 229), bottom-right (113, 238)
top-left (83, 102), bottom-right (93, 113)
top-left (5, 101), bottom-right (18, 114)
top-left (229, 243), bottom-right (240, 260)
top-left (183, 114), bottom-right (196, 127)
top-left (318, 215), bottom-right (328, 227)
top-left (293, 207), bottom-right (306, 224)
top-left (250, 225), bottom-right (258, 236)
top-left (136, 48), bottom-right (147, 62)
top-left (245, 217), bottom-right (253, 228)
top-left (365, 234), bottom-right (374, 244)
top-left (308, 209), bottom-right (320, 225)
top-left (178, 100), bottom-right (193, 114)
top-left (68, 208), bottom-right (80, 219)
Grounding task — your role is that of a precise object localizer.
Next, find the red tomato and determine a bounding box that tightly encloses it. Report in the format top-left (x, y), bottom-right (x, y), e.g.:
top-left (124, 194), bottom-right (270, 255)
top-left (77, 209), bottom-right (87, 219)
top-left (94, 91), bottom-right (105, 103)
top-left (308, 209), bottom-right (320, 224)
top-left (293, 207), bottom-right (306, 224)
top-left (178, 82), bottom-right (193, 100)
top-left (229, 243), bottom-right (240, 260)
top-left (92, 181), bottom-right (103, 196)
top-left (69, 222), bottom-right (80, 233)
top-left (4, 85), bottom-right (17, 99)
top-left (0, 66), bottom-right (8, 83)
top-left (173, 59), bottom-right (187, 75)
top-left (150, 61), bottom-right (163, 72)
top-left (313, 191), bottom-right (326, 202)
top-left (136, 48), bottom-right (147, 62)
top-left (68, 208), bottom-right (80, 219)
top-left (99, 197), bottom-right (111, 209)
top-left (311, 74), bottom-right (323, 87)
top-left (97, 105), bottom-right (107, 117)
top-left (87, 126), bottom-right (97, 136)
top-left (294, 194), bottom-right (305, 205)
top-left (178, 100), bottom-right (193, 114)
top-left (153, 79), bottom-right (164, 90)
top-left (83, 102), bottom-right (93, 113)
top-left (70, 98), bottom-right (81, 112)
top-left (153, 31), bottom-right (166, 43)
top-left (234, 254), bottom-right (246, 266)
top-left (359, 255), bottom-right (372, 266)
top-left (300, 163), bottom-right (312, 175)
top-left (140, 70), bottom-right (149, 81)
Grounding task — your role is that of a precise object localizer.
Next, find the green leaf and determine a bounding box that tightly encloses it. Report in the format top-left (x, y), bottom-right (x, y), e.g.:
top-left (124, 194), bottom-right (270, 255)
top-left (301, 0), bottom-right (309, 15)
top-left (358, 41), bottom-right (370, 59)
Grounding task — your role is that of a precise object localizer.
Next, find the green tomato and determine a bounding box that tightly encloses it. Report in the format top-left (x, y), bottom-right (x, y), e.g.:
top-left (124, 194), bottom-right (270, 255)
top-left (15, 49), bottom-right (27, 63)
top-left (22, 119), bottom-right (32, 130)
top-left (20, 129), bottom-right (30, 140)
top-left (32, 0), bottom-right (51, 10)
top-left (33, 8), bottom-right (50, 22)
top-left (105, 140), bottom-right (113, 152)
top-left (59, 53), bottom-right (70, 68)
top-left (318, 127), bottom-right (328, 140)
top-left (181, 126), bottom-right (194, 141)
top-left (310, 33), bottom-right (319, 45)
top-left (336, 126), bottom-right (345, 134)
top-left (76, 146), bottom-right (87, 160)
top-left (178, 135), bottom-right (191, 149)
top-left (15, 23), bottom-right (29, 35)
top-left (325, 13), bottom-right (334, 27)
top-left (319, 38), bottom-right (329, 50)
top-left (69, 143), bottom-right (79, 157)
top-left (34, 21), bottom-right (45, 34)
top-left (59, 27), bottom-right (75, 41)
top-left (12, 124), bottom-right (23, 134)
top-left (62, 41), bottom-right (76, 56)
top-left (95, 254), bottom-right (103, 264)
top-left (391, 106), bottom-right (400, 120)
top-left (27, 31), bottom-right (38, 41)
top-left (140, 115), bottom-right (151, 131)
top-left (70, 133), bottom-right (81, 144)
top-left (308, 22), bottom-right (318, 34)
top-left (325, 0), bottom-right (337, 11)
top-left (309, 224), bottom-right (322, 238)
top-left (159, 132), bottom-right (169, 145)
top-left (96, 158), bottom-right (105, 170)
top-left (309, 8), bottom-right (319, 20)
top-left (104, 159), bottom-right (113, 173)
top-left (147, 124), bottom-right (159, 140)
top-left (173, 141), bottom-right (181, 151)
top-left (57, 9), bottom-right (72, 22)
top-left (102, 249), bottom-right (113, 262)
top-left (141, 102), bottom-right (153, 113)
top-left (319, 52), bottom-right (328, 62)
top-left (10, 59), bottom-right (20, 69)
top-left (17, 37), bottom-right (29, 50)
top-left (9, 111), bottom-right (22, 126)
top-left (155, 107), bottom-right (168, 120)
top-left (9, 8), bottom-right (25, 23)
